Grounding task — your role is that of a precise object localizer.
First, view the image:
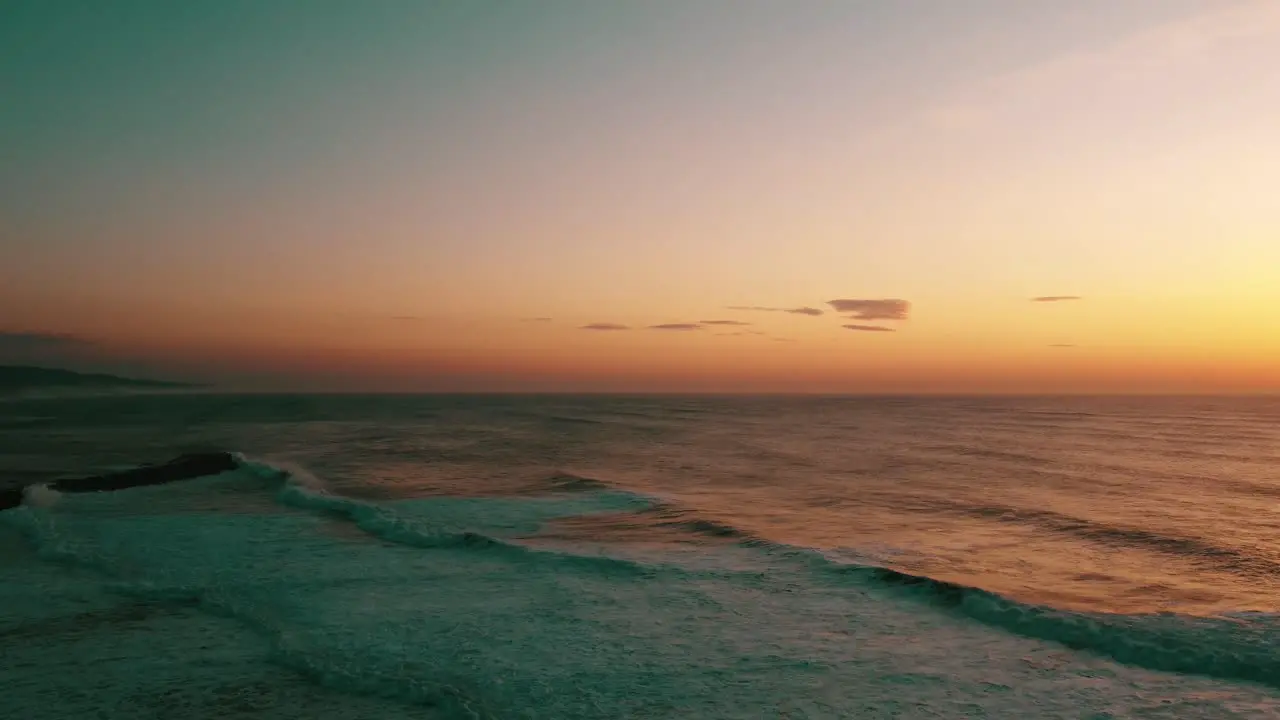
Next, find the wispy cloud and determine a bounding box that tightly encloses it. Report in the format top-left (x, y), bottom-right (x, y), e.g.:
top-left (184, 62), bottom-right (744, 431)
top-left (648, 323), bottom-right (702, 331)
top-left (700, 319), bottom-right (752, 326)
top-left (1049, 343), bottom-right (1078, 348)
top-left (843, 324), bottom-right (896, 332)
top-left (1032, 296), bottom-right (1082, 303)
top-left (0, 330), bottom-right (98, 364)
top-left (922, 2), bottom-right (1280, 133)
top-left (727, 306), bottom-right (824, 316)
top-left (520, 317), bottom-right (553, 322)
top-left (827, 299), bottom-right (910, 320)
top-left (579, 323), bottom-right (630, 331)
top-left (0, 331), bottom-right (96, 352)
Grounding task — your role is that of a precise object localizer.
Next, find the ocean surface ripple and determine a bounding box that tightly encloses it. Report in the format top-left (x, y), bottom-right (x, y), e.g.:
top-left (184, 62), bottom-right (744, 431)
top-left (3, 393), bottom-right (1280, 718)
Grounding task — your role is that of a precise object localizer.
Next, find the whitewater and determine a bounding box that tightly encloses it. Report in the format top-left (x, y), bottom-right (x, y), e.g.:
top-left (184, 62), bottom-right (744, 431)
top-left (3, 393), bottom-right (1280, 718)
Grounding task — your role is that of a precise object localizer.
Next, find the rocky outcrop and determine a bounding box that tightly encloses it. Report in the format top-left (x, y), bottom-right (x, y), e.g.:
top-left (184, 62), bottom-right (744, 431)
top-left (0, 452), bottom-right (240, 511)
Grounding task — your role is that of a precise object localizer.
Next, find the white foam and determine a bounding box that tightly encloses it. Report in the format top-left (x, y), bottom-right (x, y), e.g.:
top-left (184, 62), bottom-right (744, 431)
top-left (235, 454), bottom-right (328, 491)
top-left (22, 483), bottom-right (62, 509)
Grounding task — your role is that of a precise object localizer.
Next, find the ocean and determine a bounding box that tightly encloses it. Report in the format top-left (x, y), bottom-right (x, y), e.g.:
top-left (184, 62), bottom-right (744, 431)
top-left (3, 393), bottom-right (1280, 718)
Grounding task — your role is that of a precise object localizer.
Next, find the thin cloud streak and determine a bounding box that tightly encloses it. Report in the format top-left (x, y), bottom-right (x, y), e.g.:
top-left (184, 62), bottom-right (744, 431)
top-left (923, 2), bottom-right (1280, 133)
top-left (843, 324), bottom-right (896, 332)
top-left (700, 320), bottom-right (752, 326)
top-left (0, 330), bottom-right (96, 352)
top-left (579, 323), bottom-right (631, 331)
top-left (726, 306), bottom-right (824, 316)
top-left (648, 323), bottom-right (703, 331)
top-left (827, 299), bottom-right (910, 320)
top-left (1032, 296), bottom-right (1082, 302)
top-left (0, 330), bottom-right (99, 366)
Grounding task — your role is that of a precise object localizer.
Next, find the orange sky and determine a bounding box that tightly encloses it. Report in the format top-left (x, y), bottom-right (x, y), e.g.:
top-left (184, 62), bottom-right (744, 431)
top-left (3, 1), bottom-right (1278, 393)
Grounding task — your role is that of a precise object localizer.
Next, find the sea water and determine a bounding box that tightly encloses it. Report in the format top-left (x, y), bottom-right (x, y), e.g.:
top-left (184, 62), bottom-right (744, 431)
top-left (3, 393), bottom-right (1280, 718)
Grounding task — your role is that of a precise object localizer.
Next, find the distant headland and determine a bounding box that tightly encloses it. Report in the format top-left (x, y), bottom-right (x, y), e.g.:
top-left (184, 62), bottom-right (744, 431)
top-left (0, 365), bottom-right (202, 395)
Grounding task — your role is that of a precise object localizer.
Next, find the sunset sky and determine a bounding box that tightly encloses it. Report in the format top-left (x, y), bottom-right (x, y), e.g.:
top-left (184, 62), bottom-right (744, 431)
top-left (3, 1), bottom-right (1278, 393)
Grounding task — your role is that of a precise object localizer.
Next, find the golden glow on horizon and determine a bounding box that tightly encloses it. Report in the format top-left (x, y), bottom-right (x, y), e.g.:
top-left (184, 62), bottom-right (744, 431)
top-left (4, 1), bottom-right (1279, 393)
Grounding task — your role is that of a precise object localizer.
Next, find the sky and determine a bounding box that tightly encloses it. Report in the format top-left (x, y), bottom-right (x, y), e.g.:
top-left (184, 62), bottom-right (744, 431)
top-left (2, 0), bottom-right (1278, 393)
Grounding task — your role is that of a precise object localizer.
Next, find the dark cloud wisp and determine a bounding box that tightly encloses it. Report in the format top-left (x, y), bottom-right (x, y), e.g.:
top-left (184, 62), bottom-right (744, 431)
top-left (0, 331), bottom-right (95, 352)
top-left (827, 298), bottom-right (910, 320)
top-left (843, 324), bottom-right (896, 332)
top-left (700, 320), bottom-right (752, 326)
top-left (648, 323), bottom-right (703, 331)
top-left (1032, 296), bottom-right (1082, 302)
top-left (0, 331), bottom-right (98, 364)
top-left (726, 306), bottom-right (824, 316)
top-left (579, 323), bottom-right (631, 331)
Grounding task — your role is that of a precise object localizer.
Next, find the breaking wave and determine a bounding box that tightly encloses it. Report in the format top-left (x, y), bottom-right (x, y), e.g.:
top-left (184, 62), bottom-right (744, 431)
top-left (7, 451), bottom-right (1280, 705)
top-left (815, 560), bottom-right (1280, 690)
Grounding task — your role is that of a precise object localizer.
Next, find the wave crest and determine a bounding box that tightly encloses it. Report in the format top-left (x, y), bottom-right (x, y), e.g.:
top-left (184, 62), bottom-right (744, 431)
top-left (814, 559), bottom-right (1280, 689)
top-left (13, 451), bottom-right (1280, 693)
top-left (245, 459), bottom-right (655, 579)
top-left (545, 472), bottom-right (609, 492)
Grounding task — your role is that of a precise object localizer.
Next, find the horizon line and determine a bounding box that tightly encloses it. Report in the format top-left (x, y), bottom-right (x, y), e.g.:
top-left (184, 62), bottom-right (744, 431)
top-left (115, 388), bottom-right (1280, 399)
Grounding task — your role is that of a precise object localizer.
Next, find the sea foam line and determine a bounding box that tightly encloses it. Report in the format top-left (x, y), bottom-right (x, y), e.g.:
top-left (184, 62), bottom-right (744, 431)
top-left (16, 451), bottom-right (1280, 691)
top-left (237, 456), bottom-right (657, 579)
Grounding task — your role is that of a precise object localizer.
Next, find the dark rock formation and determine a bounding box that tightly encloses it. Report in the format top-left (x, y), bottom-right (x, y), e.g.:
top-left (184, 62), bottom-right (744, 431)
top-left (0, 452), bottom-right (240, 511)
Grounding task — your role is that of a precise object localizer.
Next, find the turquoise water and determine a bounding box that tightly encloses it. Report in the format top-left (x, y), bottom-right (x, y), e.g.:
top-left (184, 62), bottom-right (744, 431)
top-left (4, 394), bottom-right (1280, 718)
